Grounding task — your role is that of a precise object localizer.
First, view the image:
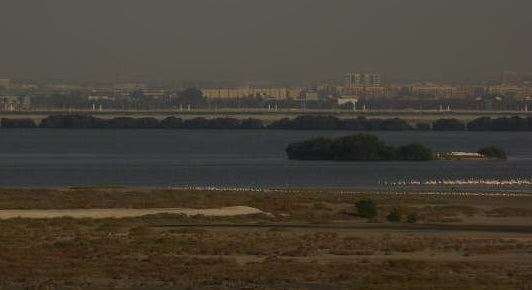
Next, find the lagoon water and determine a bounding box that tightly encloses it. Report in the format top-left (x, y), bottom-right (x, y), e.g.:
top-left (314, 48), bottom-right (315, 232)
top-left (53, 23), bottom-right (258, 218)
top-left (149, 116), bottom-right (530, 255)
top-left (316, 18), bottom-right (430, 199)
top-left (0, 129), bottom-right (531, 187)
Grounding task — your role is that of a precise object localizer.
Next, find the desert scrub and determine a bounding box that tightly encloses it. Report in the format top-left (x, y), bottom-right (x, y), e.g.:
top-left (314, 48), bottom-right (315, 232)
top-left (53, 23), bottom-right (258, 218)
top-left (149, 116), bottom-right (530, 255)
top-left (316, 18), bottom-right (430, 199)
top-left (486, 207), bottom-right (532, 217)
top-left (0, 218), bottom-right (531, 289)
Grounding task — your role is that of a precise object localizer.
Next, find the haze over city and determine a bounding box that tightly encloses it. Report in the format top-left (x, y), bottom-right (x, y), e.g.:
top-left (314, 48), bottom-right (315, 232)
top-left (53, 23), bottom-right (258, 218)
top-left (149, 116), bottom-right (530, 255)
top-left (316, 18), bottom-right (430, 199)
top-left (1, 0), bottom-right (531, 82)
top-left (2, 1), bottom-right (532, 289)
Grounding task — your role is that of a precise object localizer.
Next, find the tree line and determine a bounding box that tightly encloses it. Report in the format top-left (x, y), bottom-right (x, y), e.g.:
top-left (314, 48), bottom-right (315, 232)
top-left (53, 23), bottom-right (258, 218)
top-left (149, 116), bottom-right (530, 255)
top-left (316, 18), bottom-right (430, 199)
top-left (2, 114), bottom-right (532, 131)
top-left (0, 115), bottom-right (264, 129)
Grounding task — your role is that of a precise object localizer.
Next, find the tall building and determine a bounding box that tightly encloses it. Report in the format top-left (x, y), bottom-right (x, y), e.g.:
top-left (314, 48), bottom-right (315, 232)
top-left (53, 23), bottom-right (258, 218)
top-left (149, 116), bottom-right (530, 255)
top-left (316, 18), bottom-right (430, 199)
top-left (0, 96), bottom-right (25, 111)
top-left (344, 72), bottom-right (381, 86)
top-left (342, 72), bottom-right (385, 98)
top-left (344, 73), bottom-right (361, 86)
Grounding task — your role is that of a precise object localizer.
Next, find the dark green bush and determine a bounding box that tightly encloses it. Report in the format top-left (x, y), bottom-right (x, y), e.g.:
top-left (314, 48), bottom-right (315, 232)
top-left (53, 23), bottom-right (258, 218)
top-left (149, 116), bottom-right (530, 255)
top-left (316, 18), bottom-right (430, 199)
top-left (355, 199), bottom-right (378, 218)
top-left (478, 146), bottom-right (507, 159)
top-left (407, 213), bottom-right (418, 223)
top-left (331, 134), bottom-right (386, 160)
top-left (1, 118), bottom-right (38, 128)
top-left (286, 137), bottom-right (334, 160)
top-left (386, 208), bottom-right (402, 222)
top-left (432, 118), bottom-right (465, 131)
top-left (160, 116), bottom-right (183, 128)
top-left (396, 143), bottom-right (434, 161)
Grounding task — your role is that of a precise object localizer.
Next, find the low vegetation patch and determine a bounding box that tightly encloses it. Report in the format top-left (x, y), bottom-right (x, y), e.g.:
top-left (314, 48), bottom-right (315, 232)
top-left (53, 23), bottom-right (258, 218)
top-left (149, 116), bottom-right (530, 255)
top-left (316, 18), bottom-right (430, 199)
top-left (286, 134), bottom-right (434, 161)
top-left (0, 188), bottom-right (530, 288)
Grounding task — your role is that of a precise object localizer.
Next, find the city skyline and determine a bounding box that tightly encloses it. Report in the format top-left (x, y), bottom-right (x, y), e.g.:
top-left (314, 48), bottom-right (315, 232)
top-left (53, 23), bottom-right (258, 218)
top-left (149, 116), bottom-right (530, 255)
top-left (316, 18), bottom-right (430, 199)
top-left (2, 69), bottom-right (531, 87)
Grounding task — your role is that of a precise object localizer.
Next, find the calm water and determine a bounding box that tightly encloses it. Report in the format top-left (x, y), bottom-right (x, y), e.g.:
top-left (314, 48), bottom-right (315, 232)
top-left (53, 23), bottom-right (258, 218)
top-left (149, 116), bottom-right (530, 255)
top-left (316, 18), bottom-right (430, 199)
top-left (0, 129), bottom-right (531, 187)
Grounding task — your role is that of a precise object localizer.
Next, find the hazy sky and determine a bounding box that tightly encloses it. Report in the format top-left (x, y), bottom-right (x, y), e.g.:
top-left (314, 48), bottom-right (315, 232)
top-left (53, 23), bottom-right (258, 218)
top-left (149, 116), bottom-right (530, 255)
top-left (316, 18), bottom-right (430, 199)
top-left (1, 0), bottom-right (531, 82)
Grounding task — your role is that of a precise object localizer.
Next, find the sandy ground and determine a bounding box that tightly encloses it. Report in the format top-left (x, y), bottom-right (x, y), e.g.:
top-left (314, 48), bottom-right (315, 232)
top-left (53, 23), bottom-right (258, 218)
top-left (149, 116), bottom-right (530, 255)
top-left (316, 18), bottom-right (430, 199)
top-left (0, 206), bottom-right (265, 219)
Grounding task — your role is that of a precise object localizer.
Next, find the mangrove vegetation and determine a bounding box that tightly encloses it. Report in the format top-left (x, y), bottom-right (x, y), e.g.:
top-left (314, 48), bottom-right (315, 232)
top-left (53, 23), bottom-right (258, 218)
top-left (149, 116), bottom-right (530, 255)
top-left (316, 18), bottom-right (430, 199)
top-left (286, 134), bottom-right (435, 161)
top-left (2, 114), bottom-right (532, 131)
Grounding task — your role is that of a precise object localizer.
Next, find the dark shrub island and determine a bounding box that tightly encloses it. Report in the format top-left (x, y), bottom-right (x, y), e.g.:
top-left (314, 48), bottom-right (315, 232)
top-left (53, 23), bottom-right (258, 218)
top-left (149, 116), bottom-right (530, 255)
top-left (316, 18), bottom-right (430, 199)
top-left (466, 117), bottom-right (493, 131)
top-left (415, 122), bottom-right (431, 131)
top-left (160, 117), bottom-right (184, 129)
top-left (240, 118), bottom-right (264, 129)
top-left (330, 134), bottom-right (394, 160)
top-left (135, 117), bottom-right (161, 129)
top-left (285, 137), bottom-right (334, 160)
top-left (397, 143), bottom-right (435, 161)
top-left (40, 114), bottom-right (104, 128)
top-left (286, 133), bottom-right (434, 161)
top-left (379, 118), bottom-right (413, 130)
top-left (104, 117), bottom-right (139, 128)
top-left (183, 117), bottom-right (211, 129)
top-left (467, 116), bottom-right (532, 131)
top-left (432, 118), bottom-right (465, 131)
top-left (1, 118), bottom-right (37, 128)
top-left (478, 146), bottom-right (507, 159)
top-left (268, 115), bottom-right (343, 130)
top-left (9, 114), bottom-right (532, 132)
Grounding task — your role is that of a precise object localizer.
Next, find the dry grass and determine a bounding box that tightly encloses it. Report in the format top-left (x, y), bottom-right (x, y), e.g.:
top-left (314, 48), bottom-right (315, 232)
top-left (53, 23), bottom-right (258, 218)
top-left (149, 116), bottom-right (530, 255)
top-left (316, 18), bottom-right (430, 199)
top-left (487, 207), bottom-right (532, 217)
top-left (0, 188), bottom-right (531, 289)
top-left (0, 217), bottom-right (531, 289)
top-left (1, 187), bottom-right (529, 224)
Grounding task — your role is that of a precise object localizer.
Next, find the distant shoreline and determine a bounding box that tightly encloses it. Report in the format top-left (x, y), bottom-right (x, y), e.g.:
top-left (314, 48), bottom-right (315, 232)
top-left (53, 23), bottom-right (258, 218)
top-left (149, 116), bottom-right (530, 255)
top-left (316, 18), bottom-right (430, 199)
top-left (2, 113), bottom-right (532, 131)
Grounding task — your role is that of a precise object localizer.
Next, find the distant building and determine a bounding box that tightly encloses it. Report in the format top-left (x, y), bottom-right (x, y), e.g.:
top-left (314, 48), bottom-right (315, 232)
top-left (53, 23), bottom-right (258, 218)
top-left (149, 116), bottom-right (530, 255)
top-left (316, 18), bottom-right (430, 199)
top-left (47, 84), bottom-right (84, 91)
top-left (409, 82), bottom-right (456, 98)
top-left (316, 85), bottom-right (339, 99)
top-left (87, 95), bottom-right (115, 101)
top-left (455, 86), bottom-right (486, 98)
top-left (339, 85), bottom-right (388, 98)
top-left (202, 87), bottom-right (300, 100)
top-left (345, 72), bottom-right (381, 86)
top-left (487, 85), bottom-right (528, 99)
top-left (21, 96), bottom-right (31, 109)
top-left (112, 83), bottom-right (147, 98)
top-left (304, 92), bottom-right (319, 101)
top-left (140, 89), bottom-right (166, 99)
top-left (87, 89), bottom-right (116, 101)
top-left (113, 83), bottom-right (146, 91)
top-left (337, 96), bottom-right (358, 106)
top-left (288, 88), bottom-right (303, 100)
top-left (341, 72), bottom-right (385, 98)
top-left (0, 96), bottom-right (30, 111)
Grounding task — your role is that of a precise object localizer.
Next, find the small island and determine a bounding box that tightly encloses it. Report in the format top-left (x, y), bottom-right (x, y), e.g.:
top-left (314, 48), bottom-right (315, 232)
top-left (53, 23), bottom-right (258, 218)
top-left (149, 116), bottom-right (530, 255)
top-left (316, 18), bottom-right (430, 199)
top-left (286, 134), bottom-right (506, 161)
top-left (286, 134), bottom-right (434, 161)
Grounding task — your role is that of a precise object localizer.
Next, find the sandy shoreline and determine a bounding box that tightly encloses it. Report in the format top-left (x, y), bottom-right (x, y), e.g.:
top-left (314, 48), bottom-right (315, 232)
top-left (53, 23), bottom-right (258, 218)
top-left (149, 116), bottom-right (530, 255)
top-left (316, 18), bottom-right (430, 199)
top-left (0, 206), bottom-right (265, 219)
